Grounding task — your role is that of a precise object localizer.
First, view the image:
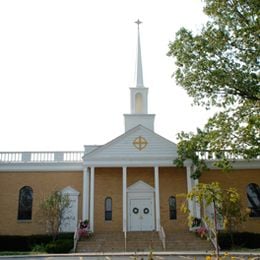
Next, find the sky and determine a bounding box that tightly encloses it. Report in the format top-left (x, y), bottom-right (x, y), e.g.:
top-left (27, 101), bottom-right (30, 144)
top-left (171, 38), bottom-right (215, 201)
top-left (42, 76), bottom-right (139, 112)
top-left (0, 0), bottom-right (213, 152)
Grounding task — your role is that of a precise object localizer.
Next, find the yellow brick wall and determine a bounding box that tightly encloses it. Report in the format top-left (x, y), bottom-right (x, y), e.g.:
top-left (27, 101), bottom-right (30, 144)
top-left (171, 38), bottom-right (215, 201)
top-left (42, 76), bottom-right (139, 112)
top-left (127, 167), bottom-right (154, 187)
top-left (159, 167), bottom-right (188, 232)
top-left (0, 167), bottom-right (259, 236)
top-left (0, 171), bottom-right (83, 235)
top-left (200, 168), bottom-right (260, 232)
top-left (94, 168), bottom-right (122, 232)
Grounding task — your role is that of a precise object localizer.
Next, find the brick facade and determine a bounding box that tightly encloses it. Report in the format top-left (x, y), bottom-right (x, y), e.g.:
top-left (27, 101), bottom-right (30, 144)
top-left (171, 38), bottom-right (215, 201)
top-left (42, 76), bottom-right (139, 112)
top-left (0, 167), bottom-right (259, 235)
top-left (200, 168), bottom-right (260, 232)
top-left (0, 171), bottom-right (83, 235)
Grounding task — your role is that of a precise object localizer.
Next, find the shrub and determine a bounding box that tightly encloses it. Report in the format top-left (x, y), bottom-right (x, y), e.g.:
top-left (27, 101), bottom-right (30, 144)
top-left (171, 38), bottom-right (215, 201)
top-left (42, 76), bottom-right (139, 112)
top-left (31, 244), bottom-right (46, 253)
top-left (218, 232), bottom-right (260, 250)
top-left (0, 233), bottom-right (73, 252)
top-left (218, 232), bottom-right (232, 250)
top-left (28, 234), bottom-right (53, 250)
top-left (0, 236), bottom-right (30, 251)
top-left (45, 239), bottom-right (73, 253)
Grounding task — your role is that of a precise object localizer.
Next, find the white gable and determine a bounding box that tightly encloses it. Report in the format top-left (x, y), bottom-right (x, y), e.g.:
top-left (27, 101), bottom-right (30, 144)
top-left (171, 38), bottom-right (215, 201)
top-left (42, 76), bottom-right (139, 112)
top-left (83, 125), bottom-right (177, 167)
top-left (127, 180), bottom-right (154, 193)
top-left (61, 186), bottom-right (80, 196)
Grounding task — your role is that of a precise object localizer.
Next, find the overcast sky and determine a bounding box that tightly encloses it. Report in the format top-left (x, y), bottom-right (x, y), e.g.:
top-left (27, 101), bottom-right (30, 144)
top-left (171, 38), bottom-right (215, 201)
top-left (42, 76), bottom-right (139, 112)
top-left (0, 0), bottom-right (214, 152)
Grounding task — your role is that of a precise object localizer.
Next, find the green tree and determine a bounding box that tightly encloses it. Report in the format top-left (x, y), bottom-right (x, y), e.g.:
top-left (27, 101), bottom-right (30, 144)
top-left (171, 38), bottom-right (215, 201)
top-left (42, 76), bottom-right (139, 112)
top-left (182, 182), bottom-right (247, 255)
top-left (168, 0), bottom-right (260, 177)
top-left (39, 190), bottom-right (71, 241)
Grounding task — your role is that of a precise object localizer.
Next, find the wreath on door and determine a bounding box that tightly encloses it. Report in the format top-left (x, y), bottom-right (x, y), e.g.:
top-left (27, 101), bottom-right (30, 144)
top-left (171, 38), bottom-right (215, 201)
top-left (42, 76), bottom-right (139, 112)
top-left (133, 207), bottom-right (139, 214)
top-left (143, 208), bottom-right (149, 214)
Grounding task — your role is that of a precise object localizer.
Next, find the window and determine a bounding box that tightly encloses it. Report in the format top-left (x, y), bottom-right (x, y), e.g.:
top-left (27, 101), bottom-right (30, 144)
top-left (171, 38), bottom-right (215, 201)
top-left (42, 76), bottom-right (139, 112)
top-left (135, 93), bottom-right (143, 113)
top-left (169, 196), bottom-right (177, 220)
top-left (18, 186), bottom-right (33, 220)
top-left (105, 197), bottom-right (112, 221)
top-left (247, 183), bottom-right (260, 217)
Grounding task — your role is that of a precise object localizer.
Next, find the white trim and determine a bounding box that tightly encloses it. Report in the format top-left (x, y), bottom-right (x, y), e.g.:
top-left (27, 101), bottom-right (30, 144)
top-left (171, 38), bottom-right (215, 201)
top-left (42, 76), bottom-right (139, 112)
top-left (61, 186), bottom-right (80, 196)
top-left (0, 163), bottom-right (83, 172)
top-left (90, 167), bottom-right (95, 232)
top-left (154, 166), bottom-right (160, 231)
top-left (127, 180), bottom-right (154, 193)
top-left (84, 158), bottom-right (177, 167)
top-left (82, 167), bottom-right (90, 221)
top-left (123, 167), bottom-right (127, 232)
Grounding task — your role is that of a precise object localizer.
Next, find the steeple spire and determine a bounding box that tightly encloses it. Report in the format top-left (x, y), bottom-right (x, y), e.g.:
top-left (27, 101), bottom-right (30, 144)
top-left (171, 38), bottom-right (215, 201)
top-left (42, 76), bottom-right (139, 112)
top-left (135, 19), bottom-right (144, 88)
top-left (124, 20), bottom-right (155, 132)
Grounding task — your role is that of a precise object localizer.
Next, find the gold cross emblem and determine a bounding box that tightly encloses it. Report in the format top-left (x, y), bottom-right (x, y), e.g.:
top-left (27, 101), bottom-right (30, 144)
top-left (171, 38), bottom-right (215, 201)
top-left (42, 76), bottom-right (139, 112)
top-left (133, 136), bottom-right (148, 151)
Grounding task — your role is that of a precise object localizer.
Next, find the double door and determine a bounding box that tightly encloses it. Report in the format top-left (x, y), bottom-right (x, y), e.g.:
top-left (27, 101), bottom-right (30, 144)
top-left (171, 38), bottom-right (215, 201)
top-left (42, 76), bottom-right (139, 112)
top-left (128, 198), bottom-right (154, 231)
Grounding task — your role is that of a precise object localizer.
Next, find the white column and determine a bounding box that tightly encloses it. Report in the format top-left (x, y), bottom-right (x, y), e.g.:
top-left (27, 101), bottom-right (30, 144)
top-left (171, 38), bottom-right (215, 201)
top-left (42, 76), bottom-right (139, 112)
top-left (194, 177), bottom-right (201, 219)
top-left (122, 166), bottom-right (127, 232)
top-left (82, 167), bottom-right (90, 221)
top-left (90, 167), bottom-right (95, 232)
top-left (184, 160), bottom-right (200, 223)
top-left (154, 166), bottom-right (161, 231)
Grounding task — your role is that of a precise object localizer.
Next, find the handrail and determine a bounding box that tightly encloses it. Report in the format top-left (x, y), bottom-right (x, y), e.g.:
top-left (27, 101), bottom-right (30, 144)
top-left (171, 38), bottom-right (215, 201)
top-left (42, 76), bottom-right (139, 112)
top-left (124, 230), bottom-right (127, 252)
top-left (159, 225), bottom-right (166, 250)
top-left (201, 218), bottom-right (219, 251)
top-left (73, 222), bottom-right (80, 252)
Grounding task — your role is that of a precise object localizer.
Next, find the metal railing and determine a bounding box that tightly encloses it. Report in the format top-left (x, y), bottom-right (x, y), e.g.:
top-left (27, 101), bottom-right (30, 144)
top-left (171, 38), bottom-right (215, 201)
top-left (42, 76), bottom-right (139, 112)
top-left (201, 218), bottom-right (219, 253)
top-left (0, 151), bottom-right (84, 163)
top-left (124, 230), bottom-right (127, 252)
top-left (197, 150), bottom-right (260, 160)
top-left (73, 222), bottom-right (81, 252)
top-left (159, 225), bottom-right (166, 250)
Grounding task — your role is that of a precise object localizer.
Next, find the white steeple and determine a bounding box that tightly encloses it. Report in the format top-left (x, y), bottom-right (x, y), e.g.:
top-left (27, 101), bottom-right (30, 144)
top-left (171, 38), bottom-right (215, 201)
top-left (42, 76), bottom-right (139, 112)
top-left (124, 20), bottom-right (155, 132)
top-left (135, 19), bottom-right (144, 88)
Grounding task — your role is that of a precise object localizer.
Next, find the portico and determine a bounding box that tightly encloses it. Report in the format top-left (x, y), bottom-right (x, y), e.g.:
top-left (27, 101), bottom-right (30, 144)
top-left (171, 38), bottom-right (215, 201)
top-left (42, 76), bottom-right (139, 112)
top-left (82, 164), bottom-right (162, 233)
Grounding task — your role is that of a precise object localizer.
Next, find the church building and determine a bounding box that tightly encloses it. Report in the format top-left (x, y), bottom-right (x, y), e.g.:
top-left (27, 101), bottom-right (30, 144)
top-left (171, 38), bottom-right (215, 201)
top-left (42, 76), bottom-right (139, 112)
top-left (0, 21), bottom-right (259, 239)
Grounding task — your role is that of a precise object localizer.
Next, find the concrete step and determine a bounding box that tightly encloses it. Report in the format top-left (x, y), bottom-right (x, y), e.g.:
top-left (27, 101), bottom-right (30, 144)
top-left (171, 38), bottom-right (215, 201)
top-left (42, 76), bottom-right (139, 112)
top-left (76, 231), bottom-right (162, 253)
top-left (76, 230), bottom-right (214, 252)
top-left (165, 231), bottom-right (214, 251)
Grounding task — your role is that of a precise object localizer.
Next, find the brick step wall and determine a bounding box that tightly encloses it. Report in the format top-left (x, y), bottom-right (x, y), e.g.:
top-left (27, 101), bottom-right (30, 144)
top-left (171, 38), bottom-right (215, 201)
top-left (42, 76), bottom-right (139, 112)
top-left (165, 231), bottom-right (214, 251)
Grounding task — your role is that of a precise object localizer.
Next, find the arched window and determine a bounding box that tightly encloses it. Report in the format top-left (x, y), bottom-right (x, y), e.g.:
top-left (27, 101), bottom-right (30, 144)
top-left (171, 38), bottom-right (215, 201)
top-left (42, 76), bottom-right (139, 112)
top-left (135, 93), bottom-right (143, 113)
top-left (169, 196), bottom-right (177, 220)
top-left (105, 197), bottom-right (112, 221)
top-left (247, 183), bottom-right (260, 217)
top-left (18, 186), bottom-right (33, 220)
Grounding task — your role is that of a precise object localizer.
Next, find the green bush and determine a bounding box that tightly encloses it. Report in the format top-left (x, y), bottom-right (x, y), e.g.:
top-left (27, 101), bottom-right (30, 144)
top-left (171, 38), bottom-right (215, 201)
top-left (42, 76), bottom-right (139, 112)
top-left (218, 232), bottom-right (232, 250)
top-left (0, 233), bottom-right (73, 252)
top-left (234, 232), bottom-right (260, 249)
top-left (218, 232), bottom-right (260, 250)
top-left (45, 239), bottom-right (73, 253)
top-left (31, 243), bottom-right (46, 253)
top-left (0, 236), bottom-right (30, 251)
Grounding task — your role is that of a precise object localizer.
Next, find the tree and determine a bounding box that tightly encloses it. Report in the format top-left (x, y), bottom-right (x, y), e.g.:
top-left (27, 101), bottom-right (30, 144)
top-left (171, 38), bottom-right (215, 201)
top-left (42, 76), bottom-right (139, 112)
top-left (168, 0), bottom-right (260, 177)
top-left (182, 182), bottom-right (247, 256)
top-left (39, 190), bottom-right (71, 241)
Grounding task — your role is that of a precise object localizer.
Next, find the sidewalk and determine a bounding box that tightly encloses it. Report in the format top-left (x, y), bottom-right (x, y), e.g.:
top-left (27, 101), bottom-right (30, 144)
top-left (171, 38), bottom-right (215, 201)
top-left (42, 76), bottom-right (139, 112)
top-left (0, 251), bottom-right (260, 260)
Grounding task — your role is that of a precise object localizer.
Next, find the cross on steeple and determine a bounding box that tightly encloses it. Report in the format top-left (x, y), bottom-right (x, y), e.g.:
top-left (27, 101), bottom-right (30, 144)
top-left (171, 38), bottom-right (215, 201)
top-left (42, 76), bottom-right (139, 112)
top-left (135, 19), bottom-right (142, 30)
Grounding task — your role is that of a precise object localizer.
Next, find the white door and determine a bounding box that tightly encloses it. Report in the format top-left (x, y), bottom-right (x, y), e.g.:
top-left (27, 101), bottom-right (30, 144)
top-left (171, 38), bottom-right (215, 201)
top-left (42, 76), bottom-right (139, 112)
top-left (129, 198), bottom-right (154, 231)
top-left (60, 195), bottom-right (77, 232)
top-left (60, 187), bottom-right (79, 233)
